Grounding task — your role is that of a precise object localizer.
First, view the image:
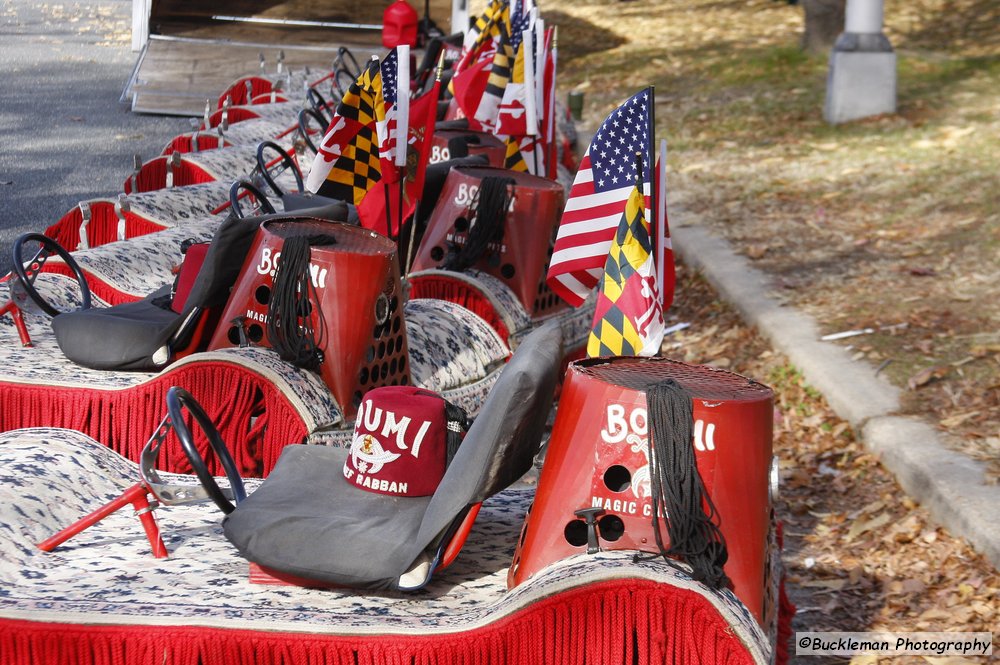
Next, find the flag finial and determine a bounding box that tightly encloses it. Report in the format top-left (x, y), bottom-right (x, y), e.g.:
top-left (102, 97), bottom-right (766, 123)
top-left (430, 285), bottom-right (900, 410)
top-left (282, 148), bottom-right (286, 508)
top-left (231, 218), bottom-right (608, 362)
top-left (435, 51), bottom-right (446, 82)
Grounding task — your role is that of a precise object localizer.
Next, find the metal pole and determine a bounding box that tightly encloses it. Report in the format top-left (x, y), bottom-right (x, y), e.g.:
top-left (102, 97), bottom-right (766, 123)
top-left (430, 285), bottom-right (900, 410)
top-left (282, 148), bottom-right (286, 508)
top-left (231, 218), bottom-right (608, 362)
top-left (845, 0), bottom-right (884, 34)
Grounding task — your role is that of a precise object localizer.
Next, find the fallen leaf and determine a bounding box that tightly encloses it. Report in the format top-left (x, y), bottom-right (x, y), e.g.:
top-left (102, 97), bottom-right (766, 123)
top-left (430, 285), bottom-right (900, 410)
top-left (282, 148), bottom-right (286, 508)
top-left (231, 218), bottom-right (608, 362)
top-left (831, 422), bottom-right (850, 438)
top-left (908, 365), bottom-right (949, 390)
top-left (746, 244), bottom-right (768, 259)
top-left (845, 512), bottom-right (891, 542)
top-left (900, 578), bottom-right (926, 594)
top-left (970, 601), bottom-right (994, 616)
top-left (800, 578), bottom-right (847, 591)
top-left (860, 499), bottom-right (885, 515)
top-left (907, 266), bottom-right (937, 276)
top-left (849, 655), bottom-right (878, 665)
top-left (918, 608), bottom-right (952, 621)
top-left (940, 411), bottom-right (979, 428)
top-left (971, 344), bottom-right (1000, 357)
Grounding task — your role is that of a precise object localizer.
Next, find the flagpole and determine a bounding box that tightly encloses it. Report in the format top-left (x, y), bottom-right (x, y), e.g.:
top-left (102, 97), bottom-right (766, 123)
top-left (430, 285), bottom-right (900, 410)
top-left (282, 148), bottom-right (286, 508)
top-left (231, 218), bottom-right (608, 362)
top-left (532, 19), bottom-right (544, 176)
top-left (647, 84), bottom-right (655, 236)
top-left (657, 138), bottom-right (667, 308)
top-left (382, 179), bottom-right (393, 238)
top-left (405, 54), bottom-right (446, 280)
top-left (366, 54), bottom-right (391, 240)
top-left (547, 26), bottom-right (557, 180)
top-left (522, 27), bottom-right (538, 176)
top-left (396, 45), bottom-right (411, 244)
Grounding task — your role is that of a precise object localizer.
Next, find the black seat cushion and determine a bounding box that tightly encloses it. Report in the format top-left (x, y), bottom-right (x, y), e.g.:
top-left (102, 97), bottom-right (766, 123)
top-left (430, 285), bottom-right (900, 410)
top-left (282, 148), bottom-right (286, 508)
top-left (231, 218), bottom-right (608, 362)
top-left (279, 195), bottom-right (359, 226)
top-left (51, 211), bottom-right (261, 371)
top-left (278, 195), bottom-right (348, 219)
top-left (51, 285), bottom-right (181, 371)
top-left (181, 212), bottom-right (261, 309)
top-left (223, 321), bottom-right (564, 589)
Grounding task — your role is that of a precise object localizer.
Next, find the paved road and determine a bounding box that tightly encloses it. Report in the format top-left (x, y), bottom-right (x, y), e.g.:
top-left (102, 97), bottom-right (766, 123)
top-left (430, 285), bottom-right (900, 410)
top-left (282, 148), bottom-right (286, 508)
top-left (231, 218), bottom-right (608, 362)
top-left (0, 1), bottom-right (190, 276)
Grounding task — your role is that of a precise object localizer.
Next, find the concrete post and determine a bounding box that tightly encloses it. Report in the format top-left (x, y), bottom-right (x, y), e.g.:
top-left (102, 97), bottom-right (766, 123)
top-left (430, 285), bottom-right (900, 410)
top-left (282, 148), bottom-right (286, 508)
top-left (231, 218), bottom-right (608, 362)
top-left (823, 0), bottom-right (897, 124)
top-left (130, 0), bottom-right (150, 52)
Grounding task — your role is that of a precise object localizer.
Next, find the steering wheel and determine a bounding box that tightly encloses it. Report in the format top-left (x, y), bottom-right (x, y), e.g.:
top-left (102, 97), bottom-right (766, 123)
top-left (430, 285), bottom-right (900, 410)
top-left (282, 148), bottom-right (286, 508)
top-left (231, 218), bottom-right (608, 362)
top-left (306, 87), bottom-right (333, 126)
top-left (10, 233), bottom-right (92, 318)
top-left (165, 386), bottom-right (247, 514)
top-left (333, 68), bottom-right (356, 98)
top-left (297, 108), bottom-right (328, 155)
top-left (229, 179), bottom-right (276, 219)
top-left (335, 46), bottom-right (361, 79)
top-left (255, 140), bottom-right (304, 198)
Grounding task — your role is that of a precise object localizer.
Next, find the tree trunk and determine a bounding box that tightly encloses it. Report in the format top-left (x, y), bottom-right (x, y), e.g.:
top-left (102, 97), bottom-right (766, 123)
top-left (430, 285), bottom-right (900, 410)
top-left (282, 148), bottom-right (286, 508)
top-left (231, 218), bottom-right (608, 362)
top-left (801, 0), bottom-right (846, 54)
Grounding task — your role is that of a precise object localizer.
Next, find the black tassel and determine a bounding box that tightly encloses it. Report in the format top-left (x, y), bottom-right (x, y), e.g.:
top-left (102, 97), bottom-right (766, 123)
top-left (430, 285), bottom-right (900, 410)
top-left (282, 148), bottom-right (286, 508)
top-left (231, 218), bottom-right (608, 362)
top-left (265, 233), bottom-right (336, 371)
top-left (440, 176), bottom-right (515, 272)
top-left (646, 379), bottom-right (731, 589)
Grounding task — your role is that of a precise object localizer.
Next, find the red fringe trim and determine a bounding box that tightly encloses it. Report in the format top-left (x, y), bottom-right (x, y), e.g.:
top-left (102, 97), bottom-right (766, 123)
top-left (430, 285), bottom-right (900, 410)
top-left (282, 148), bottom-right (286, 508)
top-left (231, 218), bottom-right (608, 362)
top-left (124, 159), bottom-right (217, 194)
top-left (46, 206), bottom-right (167, 252)
top-left (39, 263), bottom-right (144, 305)
top-left (124, 158), bottom-right (167, 194)
top-left (205, 107), bottom-right (263, 130)
top-left (0, 579), bottom-right (760, 665)
top-left (122, 215), bottom-right (168, 241)
top-left (46, 207), bottom-right (89, 251)
top-left (409, 276), bottom-right (511, 343)
top-left (162, 134), bottom-right (228, 156)
top-left (217, 77), bottom-right (274, 108)
top-left (0, 360), bottom-right (307, 478)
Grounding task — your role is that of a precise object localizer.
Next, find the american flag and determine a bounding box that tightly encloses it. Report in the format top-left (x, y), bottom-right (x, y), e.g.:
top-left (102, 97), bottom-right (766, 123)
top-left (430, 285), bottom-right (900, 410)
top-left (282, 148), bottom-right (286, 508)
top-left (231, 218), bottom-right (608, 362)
top-left (546, 88), bottom-right (653, 306)
top-left (376, 48), bottom-right (399, 165)
top-left (509, 0), bottom-right (533, 50)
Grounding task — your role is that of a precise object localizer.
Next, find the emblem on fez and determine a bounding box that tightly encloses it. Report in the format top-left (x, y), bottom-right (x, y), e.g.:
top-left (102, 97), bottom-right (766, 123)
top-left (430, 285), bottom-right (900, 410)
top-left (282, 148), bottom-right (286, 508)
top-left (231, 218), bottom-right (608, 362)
top-left (350, 433), bottom-right (401, 475)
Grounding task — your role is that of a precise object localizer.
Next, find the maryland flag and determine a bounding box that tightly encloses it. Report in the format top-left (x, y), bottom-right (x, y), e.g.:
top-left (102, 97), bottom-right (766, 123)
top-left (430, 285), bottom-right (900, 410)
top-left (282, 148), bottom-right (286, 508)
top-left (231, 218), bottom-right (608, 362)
top-left (306, 58), bottom-right (383, 205)
top-left (497, 22), bottom-right (552, 176)
top-left (503, 135), bottom-right (542, 174)
top-left (450, 0), bottom-right (511, 130)
top-left (586, 184), bottom-right (665, 358)
top-left (461, 0), bottom-right (506, 58)
top-left (472, 18), bottom-right (513, 131)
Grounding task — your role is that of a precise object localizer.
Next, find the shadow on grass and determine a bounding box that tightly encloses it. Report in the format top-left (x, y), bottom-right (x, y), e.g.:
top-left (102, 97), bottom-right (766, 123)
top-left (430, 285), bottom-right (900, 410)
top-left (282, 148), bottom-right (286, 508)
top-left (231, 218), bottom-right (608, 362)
top-left (544, 10), bottom-right (627, 64)
top-left (895, 0), bottom-right (1000, 54)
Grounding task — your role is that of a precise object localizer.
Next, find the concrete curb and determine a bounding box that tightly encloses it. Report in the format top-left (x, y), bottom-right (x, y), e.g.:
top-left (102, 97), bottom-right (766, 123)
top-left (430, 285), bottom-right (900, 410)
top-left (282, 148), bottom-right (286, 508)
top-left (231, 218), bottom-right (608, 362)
top-left (668, 198), bottom-right (1000, 569)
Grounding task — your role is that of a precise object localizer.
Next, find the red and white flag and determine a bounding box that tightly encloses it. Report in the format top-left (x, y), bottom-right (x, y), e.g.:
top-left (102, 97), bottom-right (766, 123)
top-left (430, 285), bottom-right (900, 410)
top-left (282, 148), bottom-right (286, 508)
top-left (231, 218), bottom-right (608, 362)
top-left (655, 139), bottom-right (675, 312)
top-left (357, 82), bottom-right (439, 238)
